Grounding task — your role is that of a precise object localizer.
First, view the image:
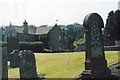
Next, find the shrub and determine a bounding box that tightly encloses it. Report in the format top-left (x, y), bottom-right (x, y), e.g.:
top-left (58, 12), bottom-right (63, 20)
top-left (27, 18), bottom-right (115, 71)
top-left (74, 38), bottom-right (85, 45)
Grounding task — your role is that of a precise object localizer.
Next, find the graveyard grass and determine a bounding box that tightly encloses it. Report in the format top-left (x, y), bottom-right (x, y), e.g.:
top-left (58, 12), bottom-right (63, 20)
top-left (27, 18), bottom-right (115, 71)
top-left (8, 51), bottom-right (119, 78)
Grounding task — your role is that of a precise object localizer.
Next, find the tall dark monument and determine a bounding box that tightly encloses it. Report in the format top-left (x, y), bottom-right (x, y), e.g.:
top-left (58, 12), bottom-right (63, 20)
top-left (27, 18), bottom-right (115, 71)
top-left (81, 13), bottom-right (111, 78)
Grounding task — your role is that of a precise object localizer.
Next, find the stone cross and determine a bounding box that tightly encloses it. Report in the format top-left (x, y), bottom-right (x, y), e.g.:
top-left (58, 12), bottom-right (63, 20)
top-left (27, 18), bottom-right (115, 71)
top-left (19, 50), bottom-right (38, 79)
top-left (10, 50), bottom-right (20, 68)
top-left (81, 13), bottom-right (111, 78)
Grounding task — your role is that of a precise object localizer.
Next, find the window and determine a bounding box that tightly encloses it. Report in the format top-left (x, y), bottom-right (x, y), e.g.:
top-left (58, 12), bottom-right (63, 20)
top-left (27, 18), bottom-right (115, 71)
top-left (59, 36), bottom-right (61, 42)
top-left (50, 46), bottom-right (54, 50)
top-left (60, 46), bottom-right (62, 50)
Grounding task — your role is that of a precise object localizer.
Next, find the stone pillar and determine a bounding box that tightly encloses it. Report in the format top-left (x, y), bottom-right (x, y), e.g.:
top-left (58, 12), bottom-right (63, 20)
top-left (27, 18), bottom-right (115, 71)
top-left (10, 50), bottom-right (20, 68)
top-left (81, 13), bottom-right (111, 78)
top-left (19, 50), bottom-right (38, 79)
top-left (2, 46), bottom-right (8, 80)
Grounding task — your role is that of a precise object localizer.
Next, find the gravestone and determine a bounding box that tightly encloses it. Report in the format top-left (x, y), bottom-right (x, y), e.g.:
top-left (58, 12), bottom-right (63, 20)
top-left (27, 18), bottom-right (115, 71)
top-left (19, 50), bottom-right (38, 79)
top-left (81, 13), bottom-right (111, 78)
top-left (10, 50), bottom-right (20, 68)
top-left (7, 32), bottom-right (19, 60)
top-left (2, 46), bottom-right (8, 79)
top-left (0, 43), bottom-right (2, 80)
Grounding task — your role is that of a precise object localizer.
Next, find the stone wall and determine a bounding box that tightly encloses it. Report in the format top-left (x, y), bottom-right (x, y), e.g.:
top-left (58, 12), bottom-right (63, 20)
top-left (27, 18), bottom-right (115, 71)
top-left (115, 40), bottom-right (120, 46)
top-left (104, 46), bottom-right (120, 51)
top-left (76, 44), bottom-right (85, 52)
top-left (76, 44), bottom-right (120, 51)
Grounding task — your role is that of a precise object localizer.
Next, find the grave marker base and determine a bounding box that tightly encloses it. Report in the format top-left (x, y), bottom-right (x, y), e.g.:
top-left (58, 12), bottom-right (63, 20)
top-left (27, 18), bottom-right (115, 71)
top-left (81, 58), bottom-right (111, 78)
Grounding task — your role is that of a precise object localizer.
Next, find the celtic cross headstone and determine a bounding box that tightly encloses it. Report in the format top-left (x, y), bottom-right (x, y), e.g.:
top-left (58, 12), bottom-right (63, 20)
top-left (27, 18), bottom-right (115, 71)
top-left (81, 13), bottom-right (111, 78)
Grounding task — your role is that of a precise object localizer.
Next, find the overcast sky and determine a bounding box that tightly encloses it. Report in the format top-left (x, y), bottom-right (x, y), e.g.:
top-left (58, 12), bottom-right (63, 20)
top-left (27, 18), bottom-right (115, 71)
top-left (0, 0), bottom-right (119, 26)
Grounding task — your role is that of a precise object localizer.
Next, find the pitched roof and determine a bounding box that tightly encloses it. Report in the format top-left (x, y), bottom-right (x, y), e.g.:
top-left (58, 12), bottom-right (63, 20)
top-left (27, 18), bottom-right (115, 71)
top-left (7, 25), bottom-right (36, 35)
top-left (36, 26), bottom-right (54, 35)
top-left (6, 24), bottom-right (65, 35)
top-left (11, 26), bottom-right (23, 33)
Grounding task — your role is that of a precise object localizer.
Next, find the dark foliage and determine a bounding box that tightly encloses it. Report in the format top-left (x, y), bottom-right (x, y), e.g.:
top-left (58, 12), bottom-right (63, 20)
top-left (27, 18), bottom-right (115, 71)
top-left (61, 23), bottom-right (84, 43)
top-left (19, 42), bottom-right (45, 52)
top-left (103, 10), bottom-right (120, 45)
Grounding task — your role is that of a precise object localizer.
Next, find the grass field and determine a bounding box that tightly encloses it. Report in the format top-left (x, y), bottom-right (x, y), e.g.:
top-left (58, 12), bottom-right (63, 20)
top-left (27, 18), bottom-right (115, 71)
top-left (8, 51), bottom-right (119, 78)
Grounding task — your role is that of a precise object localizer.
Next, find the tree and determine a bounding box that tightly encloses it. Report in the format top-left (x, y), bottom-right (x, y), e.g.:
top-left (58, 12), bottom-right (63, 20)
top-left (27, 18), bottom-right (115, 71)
top-left (103, 11), bottom-right (114, 40)
top-left (103, 10), bottom-right (120, 45)
top-left (114, 10), bottom-right (120, 40)
top-left (62, 23), bottom-right (84, 43)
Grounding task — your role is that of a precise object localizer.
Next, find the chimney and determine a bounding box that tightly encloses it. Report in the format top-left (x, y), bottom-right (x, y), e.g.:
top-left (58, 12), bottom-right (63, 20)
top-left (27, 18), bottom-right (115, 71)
top-left (23, 20), bottom-right (28, 34)
top-left (9, 22), bottom-right (12, 27)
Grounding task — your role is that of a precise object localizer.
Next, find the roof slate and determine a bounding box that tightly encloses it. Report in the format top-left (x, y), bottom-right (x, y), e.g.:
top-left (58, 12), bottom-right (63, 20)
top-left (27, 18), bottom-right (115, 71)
top-left (6, 25), bottom-right (55, 35)
top-left (6, 25), bottom-right (37, 34)
top-left (36, 26), bottom-right (54, 35)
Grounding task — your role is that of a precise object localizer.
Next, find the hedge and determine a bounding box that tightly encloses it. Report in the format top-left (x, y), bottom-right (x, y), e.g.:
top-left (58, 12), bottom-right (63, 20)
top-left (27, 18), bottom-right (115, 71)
top-left (19, 42), bottom-right (45, 52)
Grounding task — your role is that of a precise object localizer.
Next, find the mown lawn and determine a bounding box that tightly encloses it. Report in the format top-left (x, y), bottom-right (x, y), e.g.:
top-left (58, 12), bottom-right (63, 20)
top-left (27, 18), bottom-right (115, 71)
top-left (8, 51), bottom-right (119, 78)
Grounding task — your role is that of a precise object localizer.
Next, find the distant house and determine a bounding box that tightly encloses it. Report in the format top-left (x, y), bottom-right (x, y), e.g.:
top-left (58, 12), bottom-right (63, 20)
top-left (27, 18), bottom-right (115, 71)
top-left (4, 20), bottom-right (37, 42)
top-left (36, 24), bottom-right (74, 51)
top-left (48, 24), bottom-right (70, 51)
top-left (3, 21), bottom-right (75, 51)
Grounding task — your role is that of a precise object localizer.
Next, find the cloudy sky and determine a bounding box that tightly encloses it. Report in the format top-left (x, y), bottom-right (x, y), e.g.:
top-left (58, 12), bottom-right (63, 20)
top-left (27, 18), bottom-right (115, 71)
top-left (0, 0), bottom-right (119, 26)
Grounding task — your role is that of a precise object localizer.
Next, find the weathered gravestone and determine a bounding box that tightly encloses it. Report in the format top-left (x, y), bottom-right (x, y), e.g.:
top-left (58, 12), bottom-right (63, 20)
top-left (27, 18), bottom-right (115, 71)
top-left (2, 46), bottom-right (8, 80)
top-left (81, 13), bottom-right (111, 78)
top-left (0, 43), bottom-right (2, 80)
top-left (19, 50), bottom-right (38, 79)
top-left (10, 50), bottom-right (20, 68)
top-left (7, 32), bottom-right (19, 60)
top-left (0, 27), bottom-right (3, 80)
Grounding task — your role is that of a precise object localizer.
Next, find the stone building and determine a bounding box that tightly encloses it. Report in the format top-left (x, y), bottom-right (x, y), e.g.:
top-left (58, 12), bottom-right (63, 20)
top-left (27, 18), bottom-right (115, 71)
top-left (4, 21), bottom-right (36, 42)
top-left (3, 21), bottom-right (75, 51)
top-left (48, 24), bottom-right (69, 51)
top-left (36, 24), bottom-right (74, 51)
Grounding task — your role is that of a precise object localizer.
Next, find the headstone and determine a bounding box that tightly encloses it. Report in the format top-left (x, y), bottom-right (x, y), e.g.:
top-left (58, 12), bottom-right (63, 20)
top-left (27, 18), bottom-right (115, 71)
top-left (7, 33), bottom-right (19, 60)
top-left (0, 43), bottom-right (2, 80)
top-left (81, 13), bottom-right (111, 78)
top-left (19, 50), bottom-right (38, 79)
top-left (10, 50), bottom-right (20, 68)
top-left (2, 46), bottom-right (8, 79)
